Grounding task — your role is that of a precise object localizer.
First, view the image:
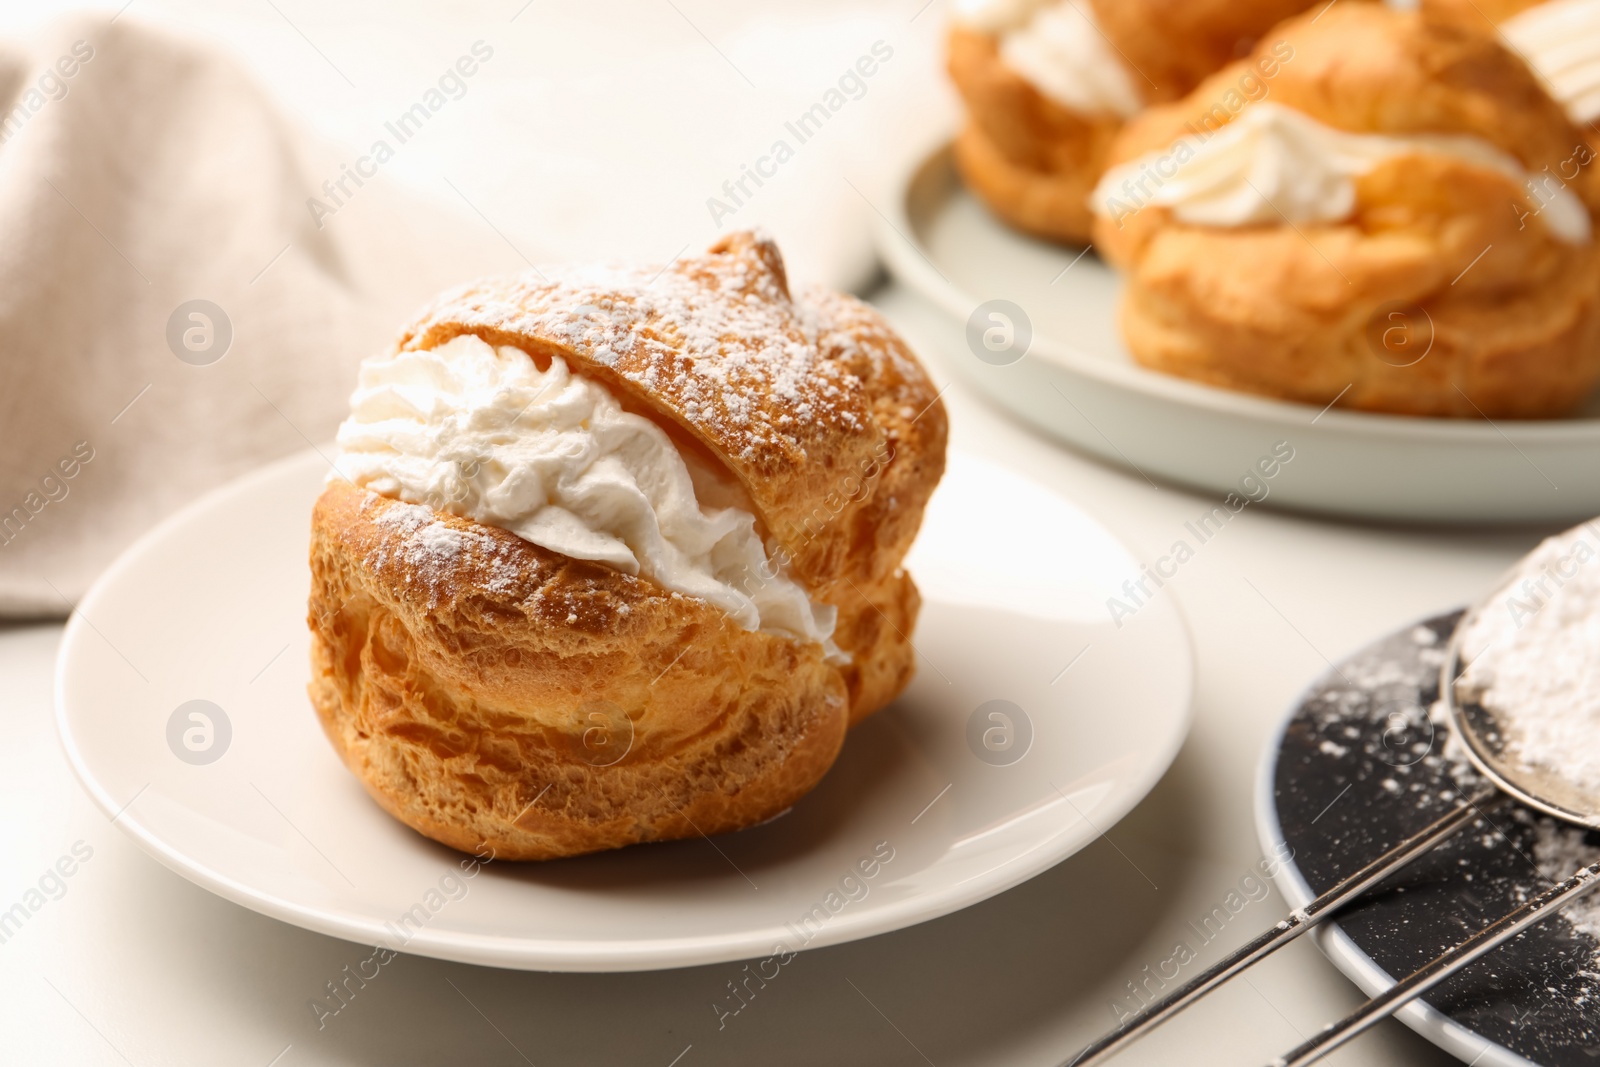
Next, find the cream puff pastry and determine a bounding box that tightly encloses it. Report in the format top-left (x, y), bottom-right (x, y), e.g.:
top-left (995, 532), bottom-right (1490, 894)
top-left (1090, 4), bottom-right (1600, 418)
top-left (307, 232), bottom-right (947, 860)
top-left (946, 0), bottom-right (1328, 243)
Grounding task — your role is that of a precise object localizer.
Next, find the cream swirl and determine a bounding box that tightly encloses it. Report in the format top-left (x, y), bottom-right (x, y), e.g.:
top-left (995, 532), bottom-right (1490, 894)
top-left (1502, 0), bottom-right (1600, 124)
top-left (333, 334), bottom-right (835, 643)
top-left (1089, 102), bottom-right (1591, 244)
top-left (954, 0), bottom-right (1141, 118)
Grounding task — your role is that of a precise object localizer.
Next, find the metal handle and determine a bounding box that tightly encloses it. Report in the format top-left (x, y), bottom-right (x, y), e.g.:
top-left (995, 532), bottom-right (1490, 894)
top-left (1064, 791), bottom-right (1503, 1067)
top-left (1269, 858), bottom-right (1600, 1067)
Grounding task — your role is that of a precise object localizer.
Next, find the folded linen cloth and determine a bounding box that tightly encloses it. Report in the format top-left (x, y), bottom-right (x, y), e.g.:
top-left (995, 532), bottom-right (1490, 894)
top-left (0, 15), bottom-right (500, 614)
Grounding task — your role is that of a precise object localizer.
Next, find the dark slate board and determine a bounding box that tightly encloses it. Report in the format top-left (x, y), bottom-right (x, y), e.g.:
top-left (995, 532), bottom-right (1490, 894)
top-left (1266, 611), bottom-right (1600, 1066)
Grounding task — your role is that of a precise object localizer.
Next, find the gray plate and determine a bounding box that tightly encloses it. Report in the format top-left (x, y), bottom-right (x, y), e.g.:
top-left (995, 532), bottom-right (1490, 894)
top-left (873, 141), bottom-right (1600, 524)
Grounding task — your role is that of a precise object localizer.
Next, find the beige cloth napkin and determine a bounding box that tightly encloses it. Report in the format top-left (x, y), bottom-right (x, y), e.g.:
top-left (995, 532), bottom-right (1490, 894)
top-left (0, 15), bottom-right (503, 615)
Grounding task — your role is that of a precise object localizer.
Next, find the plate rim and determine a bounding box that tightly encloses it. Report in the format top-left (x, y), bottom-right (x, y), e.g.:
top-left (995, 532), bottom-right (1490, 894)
top-left (54, 447), bottom-right (1196, 972)
top-left (876, 139), bottom-right (1600, 446)
top-left (1251, 611), bottom-right (1540, 1067)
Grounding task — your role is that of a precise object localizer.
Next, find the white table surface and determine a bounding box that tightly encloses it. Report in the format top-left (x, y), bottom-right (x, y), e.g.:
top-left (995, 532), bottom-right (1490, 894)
top-left (0, 282), bottom-right (1560, 1066)
top-left (0, 1), bottom-right (1562, 1060)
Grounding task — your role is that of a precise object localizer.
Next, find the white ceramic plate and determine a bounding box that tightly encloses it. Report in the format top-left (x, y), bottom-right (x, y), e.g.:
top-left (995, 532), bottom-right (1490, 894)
top-left (55, 448), bottom-right (1192, 972)
top-left (874, 142), bottom-right (1600, 525)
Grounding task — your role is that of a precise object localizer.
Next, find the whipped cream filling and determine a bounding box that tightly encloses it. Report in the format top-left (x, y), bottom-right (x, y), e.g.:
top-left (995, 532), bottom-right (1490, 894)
top-left (1503, 0), bottom-right (1600, 124)
top-left (1090, 101), bottom-right (1592, 244)
top-left (955, 0), bottom-right (1141, 118)
top-left (333, 334), bottom-right (836, 645)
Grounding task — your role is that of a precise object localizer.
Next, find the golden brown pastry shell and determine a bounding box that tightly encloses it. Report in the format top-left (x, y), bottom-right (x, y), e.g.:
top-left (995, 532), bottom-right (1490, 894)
top-left (947, 27), bottom-right (1122, 243)
top-left (1422, 0), bottom-right (1546, 30)
top-left (1091, 0), bottom-right (1334, 103)
top-left (308, 482), bottom-right (921, 861)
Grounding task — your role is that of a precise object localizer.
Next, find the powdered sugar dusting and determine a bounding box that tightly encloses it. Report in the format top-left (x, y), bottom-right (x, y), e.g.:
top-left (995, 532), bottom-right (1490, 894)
top-left (400, 232), bottom-right (871, 468)
top-left (363, 494), bottom-right (522, 603)
top-left (1459, 521), bottom-right (1600, 797)
top-left (1295, 616), bottom-right (1468, 816)
top-left (1533, 817), bottom-right (1600, 951)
